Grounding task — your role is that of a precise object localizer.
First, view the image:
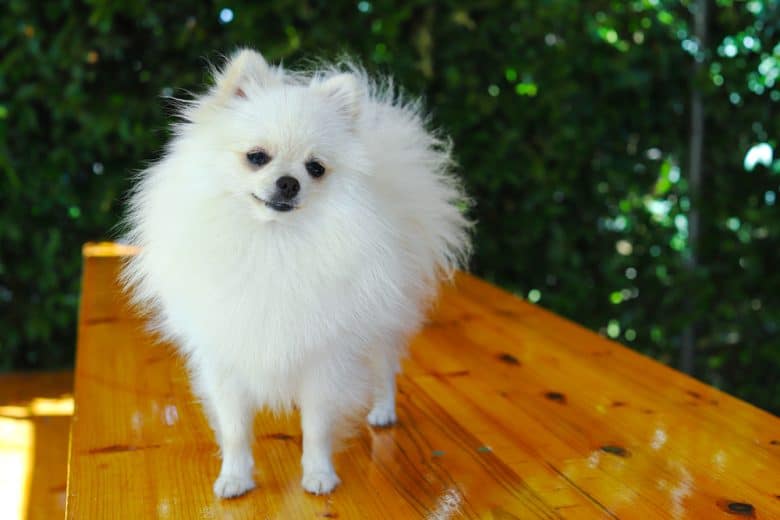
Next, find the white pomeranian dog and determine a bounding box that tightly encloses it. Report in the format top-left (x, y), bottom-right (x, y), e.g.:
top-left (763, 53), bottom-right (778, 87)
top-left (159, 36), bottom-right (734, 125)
top-left (121, 48), bottom-right (471, 498)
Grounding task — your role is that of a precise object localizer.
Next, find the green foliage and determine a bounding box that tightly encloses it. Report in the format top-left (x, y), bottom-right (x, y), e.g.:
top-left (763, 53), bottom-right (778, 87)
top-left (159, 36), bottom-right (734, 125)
top-left (1, 1), bottom-right (778, 411)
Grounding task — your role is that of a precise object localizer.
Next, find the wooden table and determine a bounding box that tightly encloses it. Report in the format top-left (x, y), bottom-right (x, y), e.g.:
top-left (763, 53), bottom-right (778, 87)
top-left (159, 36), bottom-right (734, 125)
top-left (67, 243), bottom-right (780, 519)
top-left (0, 370), bottom-right (72, 520)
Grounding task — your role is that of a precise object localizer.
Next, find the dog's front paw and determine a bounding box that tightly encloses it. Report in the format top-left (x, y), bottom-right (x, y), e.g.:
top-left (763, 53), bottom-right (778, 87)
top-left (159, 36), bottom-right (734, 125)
top-left (301, 469), bottom-right (341, 495)
top-left (213, 473), bottom-right (255, 498)
top-left (367, 404), bottom-right (397, 427)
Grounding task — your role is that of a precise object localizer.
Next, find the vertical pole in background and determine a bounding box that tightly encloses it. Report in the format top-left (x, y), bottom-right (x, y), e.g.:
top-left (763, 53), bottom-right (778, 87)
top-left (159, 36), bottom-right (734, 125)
top-left (681, 0), bottom-right (708, 374)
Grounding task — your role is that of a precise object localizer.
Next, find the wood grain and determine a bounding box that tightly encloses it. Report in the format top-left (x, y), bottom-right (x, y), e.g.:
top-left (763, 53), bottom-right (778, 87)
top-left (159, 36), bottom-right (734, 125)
top-left (67, 242), bottom-right (780, 519)
top-left (0, 370), bottom-right (73, 520)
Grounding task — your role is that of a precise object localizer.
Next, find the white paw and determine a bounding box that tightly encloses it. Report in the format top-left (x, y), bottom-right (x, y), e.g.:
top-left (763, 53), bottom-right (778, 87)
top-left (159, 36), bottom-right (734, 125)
top-left (213, 473), bottom-right (255, 498)
top-left (367, 405), bottom-right (397, 427)
top-left (301, 470), bottom-right (341, 495)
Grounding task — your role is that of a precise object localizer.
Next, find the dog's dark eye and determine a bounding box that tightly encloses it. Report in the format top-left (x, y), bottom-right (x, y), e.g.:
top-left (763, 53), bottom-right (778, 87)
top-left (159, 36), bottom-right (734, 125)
top-left (305, 160), bottom-right (325, 178)
top-left (247, 150), bottom-right (271, 167)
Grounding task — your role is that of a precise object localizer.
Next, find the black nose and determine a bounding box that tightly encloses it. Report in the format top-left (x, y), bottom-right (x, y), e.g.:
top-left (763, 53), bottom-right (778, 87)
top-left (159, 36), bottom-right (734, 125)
top-left (275, 176), bottom-right (300, 200)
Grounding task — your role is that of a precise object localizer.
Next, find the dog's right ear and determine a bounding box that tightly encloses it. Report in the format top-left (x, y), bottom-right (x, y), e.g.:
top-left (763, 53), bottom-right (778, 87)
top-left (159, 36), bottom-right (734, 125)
top-left (211, 48), bottom-right (280, 102)
top-left (184, 49), bottom-right (280, 123)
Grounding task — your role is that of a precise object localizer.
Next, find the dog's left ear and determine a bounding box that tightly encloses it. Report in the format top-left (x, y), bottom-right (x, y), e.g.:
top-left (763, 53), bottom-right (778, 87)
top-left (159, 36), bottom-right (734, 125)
top-left (313, 74), bottom-right (362, 123)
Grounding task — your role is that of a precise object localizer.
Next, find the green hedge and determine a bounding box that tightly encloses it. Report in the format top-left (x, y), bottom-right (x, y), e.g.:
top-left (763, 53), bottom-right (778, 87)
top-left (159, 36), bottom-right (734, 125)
top-left (1, 1), bottom-right (778, 412)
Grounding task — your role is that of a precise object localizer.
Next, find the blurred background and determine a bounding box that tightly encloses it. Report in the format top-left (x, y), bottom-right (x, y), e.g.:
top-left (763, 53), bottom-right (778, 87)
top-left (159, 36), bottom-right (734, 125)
top-left (0, 0), bottom-right (778, 413)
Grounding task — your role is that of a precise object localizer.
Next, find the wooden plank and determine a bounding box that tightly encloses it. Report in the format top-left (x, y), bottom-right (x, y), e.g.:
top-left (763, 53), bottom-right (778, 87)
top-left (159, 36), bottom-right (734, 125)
top-left (67, 243), bottom-right (780, 519)
top-left (0, 370), bottom-right (73, 520)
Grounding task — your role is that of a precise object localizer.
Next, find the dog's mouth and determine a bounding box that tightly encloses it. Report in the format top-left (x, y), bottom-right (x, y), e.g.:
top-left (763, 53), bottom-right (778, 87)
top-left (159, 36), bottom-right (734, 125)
top-left (251, 193), bottom-right (296, 212)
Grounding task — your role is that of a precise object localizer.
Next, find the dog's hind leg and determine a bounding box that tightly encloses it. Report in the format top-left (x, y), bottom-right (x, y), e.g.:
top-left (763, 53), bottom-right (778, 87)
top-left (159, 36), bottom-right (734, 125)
top-left (366, 342), bottom-right (401, 427)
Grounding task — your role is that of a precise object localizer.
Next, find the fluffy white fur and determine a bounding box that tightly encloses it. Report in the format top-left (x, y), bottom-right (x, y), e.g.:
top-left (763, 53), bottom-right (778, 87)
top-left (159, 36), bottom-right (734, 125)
top-left (121, 48), bottom-right (471, 498)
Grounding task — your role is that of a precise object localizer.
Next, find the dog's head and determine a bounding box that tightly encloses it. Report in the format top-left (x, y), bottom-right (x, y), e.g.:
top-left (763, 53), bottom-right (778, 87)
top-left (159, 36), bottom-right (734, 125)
top-left (181, 49), bottom-right (369, 223)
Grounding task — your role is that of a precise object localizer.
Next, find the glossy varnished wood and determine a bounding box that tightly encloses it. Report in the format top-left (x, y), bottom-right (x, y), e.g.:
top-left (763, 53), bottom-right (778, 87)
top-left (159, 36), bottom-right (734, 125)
top-left (0, 370), bottom-right (73, 520)
top-left (67, 243), bottom-right (780, 519)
